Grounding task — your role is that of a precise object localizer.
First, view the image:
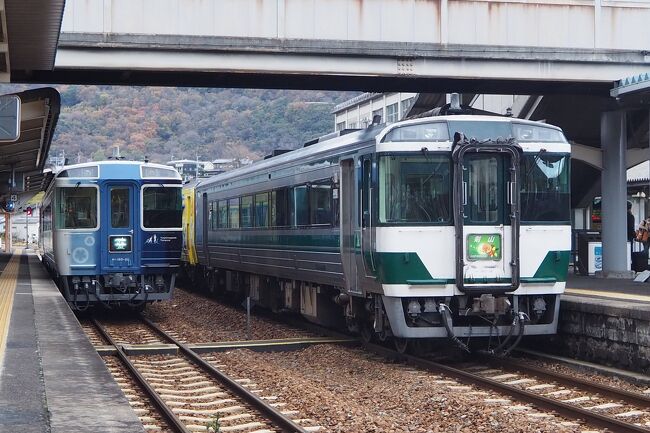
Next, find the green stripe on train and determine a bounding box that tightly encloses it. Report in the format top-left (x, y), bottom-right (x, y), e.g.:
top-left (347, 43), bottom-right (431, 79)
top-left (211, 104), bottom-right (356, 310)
top-left (373, 251), bottom-right (570, 285)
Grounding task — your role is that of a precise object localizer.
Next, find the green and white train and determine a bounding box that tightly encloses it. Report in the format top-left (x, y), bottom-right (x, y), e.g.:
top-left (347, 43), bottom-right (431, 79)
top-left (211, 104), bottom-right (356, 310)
top-left (186, 111), bottom-right (570, 353)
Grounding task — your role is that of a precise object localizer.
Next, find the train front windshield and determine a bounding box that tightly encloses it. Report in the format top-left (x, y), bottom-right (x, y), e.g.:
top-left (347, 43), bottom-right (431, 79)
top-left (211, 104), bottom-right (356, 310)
top-left (521, 153), bottom-right (570, 223)
top-left (142, 186), bottom-right (182, 229)
top-left (56, 187), bottom-right (98, 229)
top-left (378, 155), bottom-right (451, 224)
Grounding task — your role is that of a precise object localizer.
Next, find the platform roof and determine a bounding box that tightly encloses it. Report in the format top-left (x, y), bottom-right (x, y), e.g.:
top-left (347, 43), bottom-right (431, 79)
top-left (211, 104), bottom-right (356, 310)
top-left (612, 73), bottom-right (650, 97)
top-left (3, 1), bottom-right (65, 80)
top-left (1, 88), bottom-right (60, 193)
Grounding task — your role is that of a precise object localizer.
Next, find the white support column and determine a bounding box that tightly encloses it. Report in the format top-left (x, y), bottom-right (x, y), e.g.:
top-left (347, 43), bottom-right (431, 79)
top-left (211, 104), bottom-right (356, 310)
top-left (600, 110), bottom-right (632, 277)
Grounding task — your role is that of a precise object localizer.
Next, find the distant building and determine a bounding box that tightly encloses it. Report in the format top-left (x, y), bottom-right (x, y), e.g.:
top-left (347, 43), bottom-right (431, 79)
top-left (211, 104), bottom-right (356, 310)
top-left (332, 92), bottom-right (418, 131)
top-left (332, 92), bottom-right (517, 130)
top-left (168, 158), bottom-right (254, 181)
top-left (206, 158), bottom-right (253, 176)
top-left (167, 159), bottom-right (212, 182)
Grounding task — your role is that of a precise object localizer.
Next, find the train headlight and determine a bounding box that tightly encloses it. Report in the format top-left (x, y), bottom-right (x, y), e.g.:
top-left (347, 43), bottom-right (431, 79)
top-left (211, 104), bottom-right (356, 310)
top-left (407, 299), bottom-right (422, 316)
top-left (533, 297), bottom-right (547, 317)
top-left (423, 298), bottom-right (437, 313)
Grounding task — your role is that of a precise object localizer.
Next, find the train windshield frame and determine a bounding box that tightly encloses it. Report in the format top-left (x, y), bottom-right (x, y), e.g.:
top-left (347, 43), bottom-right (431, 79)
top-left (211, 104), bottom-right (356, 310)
top-left (378, 153), bottom-right (452, 225)
top-left (55, 186), bottom-right (99, 230)
top-left (141, 185), bottom-right (182, 230)
top-left (520, 152), bottom-right (571, 224)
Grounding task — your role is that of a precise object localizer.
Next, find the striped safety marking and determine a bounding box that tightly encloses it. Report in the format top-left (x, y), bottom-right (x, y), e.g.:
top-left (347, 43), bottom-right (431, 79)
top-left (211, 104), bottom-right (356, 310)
top-left (0, 251), bottom-right (22, 366)
top-left (565, 287), bottom-right (650, 303)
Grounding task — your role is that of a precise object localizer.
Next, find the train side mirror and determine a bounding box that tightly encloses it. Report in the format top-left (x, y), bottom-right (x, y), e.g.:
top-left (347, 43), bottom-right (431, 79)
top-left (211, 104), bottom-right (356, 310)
top-left (0, 95), bottom-right (20, 142)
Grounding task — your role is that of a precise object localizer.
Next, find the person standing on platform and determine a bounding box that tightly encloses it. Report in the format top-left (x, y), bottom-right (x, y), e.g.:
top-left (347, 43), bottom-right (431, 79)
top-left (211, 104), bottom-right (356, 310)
top-left (637, 217), bottom-right (650, 253)
top-left (629, 202), bottom-right (636, 241)
top-left (628, 202), bottom-right (636, 267)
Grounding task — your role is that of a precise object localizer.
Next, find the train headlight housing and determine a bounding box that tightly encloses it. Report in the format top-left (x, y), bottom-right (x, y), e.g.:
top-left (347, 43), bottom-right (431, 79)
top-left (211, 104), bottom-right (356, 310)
top-left (423, 298), bottom-right (437, 313)
top-left (407, 299), bottom-right (422, 316)
top-left (533, 296), bottom-right (547, 318)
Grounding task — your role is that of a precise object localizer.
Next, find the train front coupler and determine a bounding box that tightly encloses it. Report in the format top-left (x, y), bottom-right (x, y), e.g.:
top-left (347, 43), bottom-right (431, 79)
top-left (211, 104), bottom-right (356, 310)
top-left (488, 311), bottom-right (528, 357)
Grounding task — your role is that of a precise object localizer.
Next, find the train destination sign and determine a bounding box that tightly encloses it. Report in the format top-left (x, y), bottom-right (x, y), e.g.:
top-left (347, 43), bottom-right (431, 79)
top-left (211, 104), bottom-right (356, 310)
top-left (109, 235), bottom-right (132, 252)
top-left (467, 234), bottom-right (501, 260)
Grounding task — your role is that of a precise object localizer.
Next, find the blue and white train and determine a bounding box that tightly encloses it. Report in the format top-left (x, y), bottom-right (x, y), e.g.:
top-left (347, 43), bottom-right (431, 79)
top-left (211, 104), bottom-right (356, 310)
top-left (40, 161), bottom-right (183, 310)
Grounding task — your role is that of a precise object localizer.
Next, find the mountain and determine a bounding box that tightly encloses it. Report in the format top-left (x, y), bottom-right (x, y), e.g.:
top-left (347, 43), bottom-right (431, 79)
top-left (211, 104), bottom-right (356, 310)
top-left (0, 84), bottom-right (359, 164)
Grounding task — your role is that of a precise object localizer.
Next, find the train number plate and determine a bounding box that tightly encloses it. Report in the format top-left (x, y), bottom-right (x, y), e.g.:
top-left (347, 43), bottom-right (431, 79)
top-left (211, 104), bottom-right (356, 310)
top-left (467, 234), bottom-right (501, 260)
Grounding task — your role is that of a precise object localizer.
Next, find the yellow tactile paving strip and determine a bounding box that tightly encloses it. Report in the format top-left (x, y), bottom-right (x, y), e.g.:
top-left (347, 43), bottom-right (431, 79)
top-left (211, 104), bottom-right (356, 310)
top-left (0, 251), bottom-right (22, 365)
top-left (565, 287), bottom-right (650, 303)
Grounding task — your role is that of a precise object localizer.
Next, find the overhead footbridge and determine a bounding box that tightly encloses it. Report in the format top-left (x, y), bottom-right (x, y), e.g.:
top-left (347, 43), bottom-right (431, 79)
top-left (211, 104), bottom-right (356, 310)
top-left (7, 0), bottom-right (650, 94)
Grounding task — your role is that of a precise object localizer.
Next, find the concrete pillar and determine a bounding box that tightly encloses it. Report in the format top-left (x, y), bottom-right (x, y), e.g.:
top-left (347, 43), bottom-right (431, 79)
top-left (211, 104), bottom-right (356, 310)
top-left (601, 110), bottom-right (632, 277)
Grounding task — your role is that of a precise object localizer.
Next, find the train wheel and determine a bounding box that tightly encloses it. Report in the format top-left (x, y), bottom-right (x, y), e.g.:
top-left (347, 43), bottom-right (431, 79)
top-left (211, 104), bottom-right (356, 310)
top-left (394, 337), bottom-right (408, 354)
top-left (207, 272), bottom-right (216, 295)
top-left (359, 322), bottom-right (374, 344)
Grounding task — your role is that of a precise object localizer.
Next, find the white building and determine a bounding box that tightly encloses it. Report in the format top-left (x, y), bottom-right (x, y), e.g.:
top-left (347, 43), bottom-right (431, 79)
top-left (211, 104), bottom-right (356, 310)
top-left (333, 93), bottom-right (519, 130)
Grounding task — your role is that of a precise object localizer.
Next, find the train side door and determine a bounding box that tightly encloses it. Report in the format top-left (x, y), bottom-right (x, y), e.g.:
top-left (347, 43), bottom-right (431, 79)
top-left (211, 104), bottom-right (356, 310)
top-left (359, 155), bottom-right (377, 278)
top-left (340, 159), bottom-right (360, 294)
top-left (102, 182), bottom-right (138, 271)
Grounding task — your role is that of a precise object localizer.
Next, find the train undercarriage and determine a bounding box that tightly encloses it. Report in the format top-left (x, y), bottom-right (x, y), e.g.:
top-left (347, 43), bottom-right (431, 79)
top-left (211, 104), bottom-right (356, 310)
top-left (181, 264), bottom-right (558, 355)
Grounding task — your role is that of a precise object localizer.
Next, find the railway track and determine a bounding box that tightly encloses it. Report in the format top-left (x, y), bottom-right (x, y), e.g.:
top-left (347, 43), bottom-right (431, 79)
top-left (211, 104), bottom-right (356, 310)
top-left (365, 342), bottom-right (650, 433)
top-left (88, 316), bottom-right (318, 433)
top-left (283, 311), bottom-right (650, 431)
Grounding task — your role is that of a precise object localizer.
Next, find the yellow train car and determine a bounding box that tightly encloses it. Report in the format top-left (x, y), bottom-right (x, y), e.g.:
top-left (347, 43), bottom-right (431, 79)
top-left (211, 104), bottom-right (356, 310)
top-left (181, 181), bottom-right (198, 266)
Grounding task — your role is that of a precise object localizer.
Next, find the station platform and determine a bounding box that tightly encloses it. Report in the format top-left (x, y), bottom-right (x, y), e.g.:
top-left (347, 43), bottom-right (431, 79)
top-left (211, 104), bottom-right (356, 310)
top-left (565, 273), bottom-right (650, 305)
top-left (533, 273), bottom-right (650, 373)
top-left (0, 250), bottom-right (144, 433)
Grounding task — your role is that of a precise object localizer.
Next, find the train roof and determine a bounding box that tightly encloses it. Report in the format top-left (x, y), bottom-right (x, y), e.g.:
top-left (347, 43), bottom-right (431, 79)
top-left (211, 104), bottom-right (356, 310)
top-left (54, 160), bottom-right (182, 181)
top-left (198, 125), bottom-right (384, 189)
top-left (198, 115), bottom-right (566, 190)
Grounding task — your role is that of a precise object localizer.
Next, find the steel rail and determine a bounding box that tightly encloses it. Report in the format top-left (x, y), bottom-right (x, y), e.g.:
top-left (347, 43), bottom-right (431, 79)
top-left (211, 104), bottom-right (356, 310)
top-left (91, 318), bottom-right (192, 433)
top-left (481, 355), bottom-right (650, 408)
top-left (365, 342), bottom-right (650, 433)
top-left (140, 316), bottom-right (308, 433)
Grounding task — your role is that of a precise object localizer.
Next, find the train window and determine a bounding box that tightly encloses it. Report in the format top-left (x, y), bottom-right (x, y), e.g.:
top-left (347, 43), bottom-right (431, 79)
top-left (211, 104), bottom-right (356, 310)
top-left (241, 196), bottom-right (254, 228)
top-left (271, 189), bottom-right (289, 227)
top-left (310, 182), bottom-right (332, 225)
top-left (512, 123), bottom-right (566, 143)
top-left (142, 186), bottom-right (182, 229)
top-left (521, 153), bottom-right (570, 223)
top-left (218, 200), bottom-right (228, 229)
top-left (382, 122), bottom-right (448, 142)
top-left (142, 166), bottom-right (179, 179)
top-left (228, 198), bottom-right (240, 229)
top-left (255, 193), bottom-right (269, 228)
top-left (467, 156), bottom-right (500, 224)
top-left (42, 205), bottom-right (52, 231)
top-left (289, 185), bottom-right (309, 226)
top-left (448, 121), bottom-right (512, 142)
top-left (110, 188), bottom-right (130, 228)
top-left (209, 201), bottom-right (217, 231)
top-left (378, 155), bottom-right (451, 224)
top-left (58, 166), bottom-right (99, 178)
top-left (56, 187), bottom-right (98, 229)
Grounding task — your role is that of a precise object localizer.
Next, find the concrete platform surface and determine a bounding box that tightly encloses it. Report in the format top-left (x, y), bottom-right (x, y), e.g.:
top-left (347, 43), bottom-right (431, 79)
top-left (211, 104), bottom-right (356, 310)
top-left (0, 251), bottom-right (145, 433)
top-left (565, 273), bottom-right (650, 306)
